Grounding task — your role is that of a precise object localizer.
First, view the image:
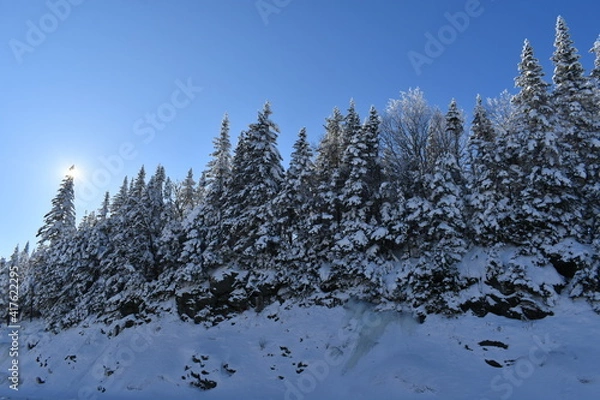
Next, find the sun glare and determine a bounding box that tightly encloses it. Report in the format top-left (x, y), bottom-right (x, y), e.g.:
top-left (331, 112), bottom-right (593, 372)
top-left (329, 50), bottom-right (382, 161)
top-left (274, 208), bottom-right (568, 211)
top-left (66, 165), bottom-right (79, 179)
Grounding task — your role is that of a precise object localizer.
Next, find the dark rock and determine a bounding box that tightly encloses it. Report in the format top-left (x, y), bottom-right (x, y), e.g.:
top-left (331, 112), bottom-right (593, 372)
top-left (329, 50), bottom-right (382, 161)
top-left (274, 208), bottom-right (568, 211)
top-left (190, 371), bottom-right (217, 390)
top-left (485, 359), bottom-right (503, 368)
top-left (462, 294), bottom-right (552, 321)
top-left (222, 363), bottom-right (236, 375)
top-left (210, 272), bottom-right (239, 297)
top-left (119, 299), bottom-right (140, 318)
top-left (549, 256), bottom-right (578, 279)
top-left (478, 340), bottom-right (508, 349)
top-left (176, 289), bottom-right (214, 320)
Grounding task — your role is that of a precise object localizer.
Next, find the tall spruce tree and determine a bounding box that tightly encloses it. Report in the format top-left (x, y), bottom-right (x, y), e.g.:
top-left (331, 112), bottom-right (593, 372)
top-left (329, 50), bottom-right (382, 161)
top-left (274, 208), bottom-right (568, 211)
top-left (271, 128), bottom-right (317, 290)
top-left (33, 170), bottom-right (78, 328)
top-left (591, 35), bottom-right (600, 82)
top-left (514, 39), bottom-right (573, 246)
top-left (223, 102), bottom-right (284, 267)
top-left (273, 127), bottom-right (314, 248)
top-left (408, 153), bottom-right (466, 314)
top-left (552, 16), bottom-right (596, 132)
top-left (467, 95), bottom-right (500, 245)
top-left (336, 106), bottom-right (383, 256)
top-left (36, 169), bottom-right (76, 245)
top-left (444, 99), bottom-right (464, 164)
top-left (552, 17), bottom-right (599, 241)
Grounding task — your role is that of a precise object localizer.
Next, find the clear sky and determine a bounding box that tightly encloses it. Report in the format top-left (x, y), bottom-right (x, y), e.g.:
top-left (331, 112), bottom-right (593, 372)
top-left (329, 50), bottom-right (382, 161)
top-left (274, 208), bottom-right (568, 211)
top-left (1, 0), bottom-right (599, 257)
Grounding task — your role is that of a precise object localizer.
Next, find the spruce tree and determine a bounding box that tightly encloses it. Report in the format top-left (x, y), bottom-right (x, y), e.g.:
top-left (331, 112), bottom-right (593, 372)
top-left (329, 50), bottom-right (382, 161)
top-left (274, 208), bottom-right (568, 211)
top-left (467, 95), bottom-right (499, 245)
top-left (444, 99), bottom-right (464, 164)
top-left (179, 168), bottom-right (197, 217)
top-left (552, 16), bottom-right (596, 132)
top-left (337, 106), bottom-right (383, 254)
top-left (111, 177), bottom-right (129, 215)
top-left (205, 113), bottom-right (232, 212)
top-left (513, 38), bottom-right (573, 246)
top-left (591, 35), bottom-right (600, 83)
top-left (273, 127), bottom-right (314, 248)
top-left (271, 128), bottom-right (317, 291)
top-left (182, 114), bottom-right (233, 275)
top-left (36, 170), bottom-right (76, 245)
top-left (223, 102), bottom-right (284, 267)
top-left (408, 153), bottom-right (466, 314)
top-left (552, 18), bottom-right (599, 242)
top-left (308, 107), bottom-right (346, 262)
top-left (32, 170), bottom-right (79, 327)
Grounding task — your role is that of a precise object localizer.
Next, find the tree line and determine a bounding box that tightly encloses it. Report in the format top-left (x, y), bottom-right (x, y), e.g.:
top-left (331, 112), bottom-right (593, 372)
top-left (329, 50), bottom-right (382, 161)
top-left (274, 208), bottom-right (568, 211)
top-left (2, 17), bottom-right (599, 329)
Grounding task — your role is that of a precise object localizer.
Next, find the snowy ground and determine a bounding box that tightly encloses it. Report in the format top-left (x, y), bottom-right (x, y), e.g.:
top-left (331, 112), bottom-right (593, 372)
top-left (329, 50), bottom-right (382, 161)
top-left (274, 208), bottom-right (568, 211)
top-left (1, 296), bottom-right (600, 400)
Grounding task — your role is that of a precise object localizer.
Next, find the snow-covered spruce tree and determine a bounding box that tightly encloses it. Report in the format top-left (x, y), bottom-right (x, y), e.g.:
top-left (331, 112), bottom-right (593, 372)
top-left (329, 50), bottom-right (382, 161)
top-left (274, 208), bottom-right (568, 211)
top-left (552, 17), bottom-right (600, 241)
top-left (513, 39), bottom-right (574, 247)
top-left (591, 35), bottom-right (600, 88)
top-left (314, 107), bottom-right (345, 182)
top-left (97, 167), bottom-right (148, 322)
top-left (205, 113), bottom-right (232, 214)
top-left (337, 106), bottom-right (383, 242)
top-left (222, 102), bottom-right (284, 269)
top-left (273, 128), bottom-right (314, 249)
top-left (175, 168), bottom-right (197, 218)
top-left (306, 107), bottom-right (347, 264)
top-left (406, 153), bottom-right (467, 315)
top-left (193, 113), bottom-right (233, 274)
top-left (425, 152), bottom-right (467, 266)
top-left (138, 165), bottom-right (173, 280)
top-left (315, 100), bottom-right (362, 272)
top-left (46, 194), bottom-right (114, 328)
top-left (50, 213), bottom-right (103, 328)
top-left (155, 177), bottom-right (185, 278)
top-left (552, 16), bottom-right (597, 133)
top-left (271, 128), bottom-right (317, 292)
top-left (71, 193), bottom-right (112, 319)
top-left (467, 95), bottom-right (502, 245)
top-left (110, 165), bottom-right (171, 282)
top-left (332, 100), bottom-right (363, 223)
top-left (327, 106), bottom-right (386, 295)
top-left (564, 36), bottom-right (600, 309)
top-left (36, 170), bottom-right (76, 246)
top-left (33, 170), bottom-right (77, 326)
top-left (444, 99), bottom-right (465, 165)
top-left (490, 43), bottom-right (543, 245)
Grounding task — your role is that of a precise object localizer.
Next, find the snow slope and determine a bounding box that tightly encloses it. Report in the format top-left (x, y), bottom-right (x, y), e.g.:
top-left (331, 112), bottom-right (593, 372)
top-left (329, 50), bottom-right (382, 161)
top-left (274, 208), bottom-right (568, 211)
top-left (1, 297), bottom-right (600, 400)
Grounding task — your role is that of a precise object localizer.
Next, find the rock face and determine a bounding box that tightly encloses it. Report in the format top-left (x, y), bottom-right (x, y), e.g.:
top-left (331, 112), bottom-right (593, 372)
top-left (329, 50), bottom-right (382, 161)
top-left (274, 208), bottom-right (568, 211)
top-left (175, 269), bottom-right (285, 325)
top-left (461, 293), bottom-right (553, 321)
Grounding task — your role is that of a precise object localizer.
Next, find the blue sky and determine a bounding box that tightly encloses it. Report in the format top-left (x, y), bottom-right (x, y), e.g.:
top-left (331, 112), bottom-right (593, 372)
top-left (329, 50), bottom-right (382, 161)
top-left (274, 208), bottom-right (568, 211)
top-left (1, 0), bottom-right (599, 257)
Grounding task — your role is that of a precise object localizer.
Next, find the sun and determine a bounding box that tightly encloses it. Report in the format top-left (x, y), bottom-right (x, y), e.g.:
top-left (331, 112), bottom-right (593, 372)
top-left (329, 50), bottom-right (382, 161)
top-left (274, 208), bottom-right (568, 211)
top-left (66, 165), bottom-right (79, 179)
